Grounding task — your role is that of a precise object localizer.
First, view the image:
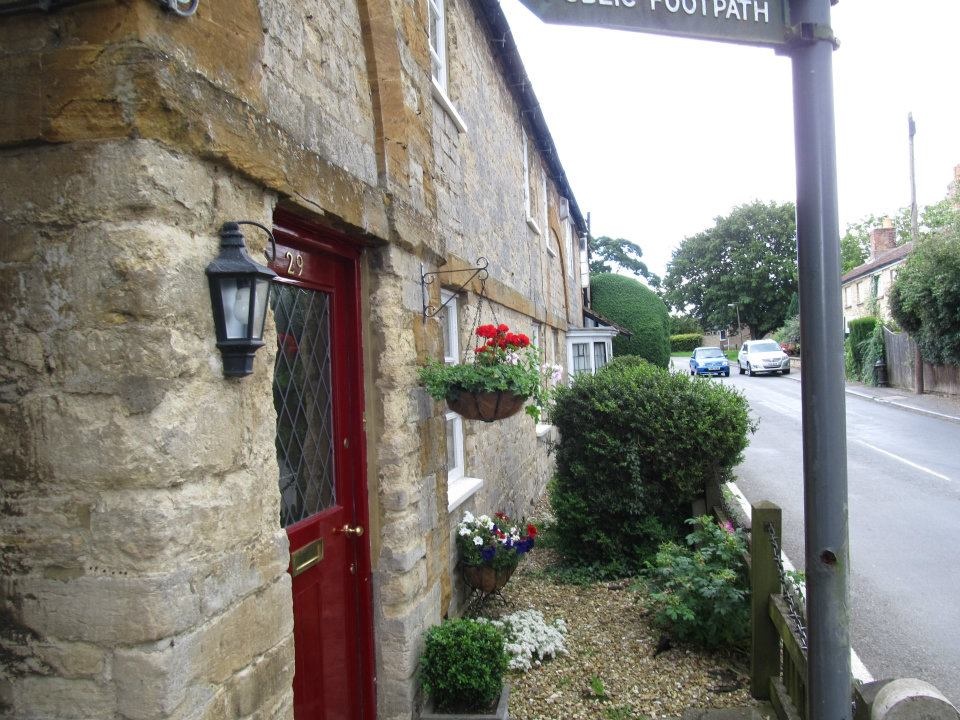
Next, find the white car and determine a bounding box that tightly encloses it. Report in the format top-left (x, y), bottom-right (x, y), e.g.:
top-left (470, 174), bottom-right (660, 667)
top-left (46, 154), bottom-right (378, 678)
top-left (738, 339), bottom-right (791, 376)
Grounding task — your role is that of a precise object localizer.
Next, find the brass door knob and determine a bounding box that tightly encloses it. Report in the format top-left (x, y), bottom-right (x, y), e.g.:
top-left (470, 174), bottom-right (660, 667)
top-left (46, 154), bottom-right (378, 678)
top-left (340, 524), bottom-right (364, 537)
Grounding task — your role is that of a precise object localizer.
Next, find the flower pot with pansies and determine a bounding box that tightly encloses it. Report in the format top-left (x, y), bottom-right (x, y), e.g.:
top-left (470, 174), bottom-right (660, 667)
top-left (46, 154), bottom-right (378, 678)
top-left (420, 323), bottom-right (548, 422)
top-left (456, 510), bottom-right (536, 599)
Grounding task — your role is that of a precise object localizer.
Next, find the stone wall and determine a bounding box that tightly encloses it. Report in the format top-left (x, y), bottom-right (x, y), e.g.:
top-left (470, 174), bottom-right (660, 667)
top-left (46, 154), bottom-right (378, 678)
top-left (0, 0), bottom-right (582, 718)
top-left (0, 140), bottom-right (294, 717)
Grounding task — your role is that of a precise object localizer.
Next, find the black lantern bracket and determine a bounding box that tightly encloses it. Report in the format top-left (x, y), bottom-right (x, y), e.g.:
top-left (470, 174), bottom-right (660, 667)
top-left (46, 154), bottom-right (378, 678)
top-left (420, 257), bottom-right (489, 322)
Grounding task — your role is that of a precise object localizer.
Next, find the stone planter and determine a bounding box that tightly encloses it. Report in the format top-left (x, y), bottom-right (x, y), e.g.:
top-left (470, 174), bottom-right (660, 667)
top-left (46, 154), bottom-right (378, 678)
top-left (420, 684), bottom-right (510, 720)
top-left (446, 390), bottom-right (527, 422)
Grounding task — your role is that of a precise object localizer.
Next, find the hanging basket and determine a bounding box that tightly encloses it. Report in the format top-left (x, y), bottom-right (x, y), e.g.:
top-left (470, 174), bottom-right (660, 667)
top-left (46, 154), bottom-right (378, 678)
top-left (446, 390), bottom-right (528, 422)
top-left (462, 562), bottom-right (517, 594)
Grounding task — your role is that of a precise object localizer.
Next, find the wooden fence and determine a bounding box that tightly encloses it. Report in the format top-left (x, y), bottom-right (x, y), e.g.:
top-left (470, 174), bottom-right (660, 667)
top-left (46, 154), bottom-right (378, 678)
top-left (883, 329), bottom-right (960, 396)
top-left (749, 501), bottom-right (808, 720)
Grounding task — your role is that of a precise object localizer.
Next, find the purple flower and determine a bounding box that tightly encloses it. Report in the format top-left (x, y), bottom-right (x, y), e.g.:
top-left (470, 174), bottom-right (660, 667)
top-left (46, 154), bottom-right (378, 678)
top-left (481, 546), bottom-right (496, 562)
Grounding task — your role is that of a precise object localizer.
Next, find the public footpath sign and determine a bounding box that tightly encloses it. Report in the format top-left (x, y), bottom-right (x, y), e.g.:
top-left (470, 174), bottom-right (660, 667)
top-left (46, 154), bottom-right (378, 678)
top-left (516, 0), bottom-right (789, 47)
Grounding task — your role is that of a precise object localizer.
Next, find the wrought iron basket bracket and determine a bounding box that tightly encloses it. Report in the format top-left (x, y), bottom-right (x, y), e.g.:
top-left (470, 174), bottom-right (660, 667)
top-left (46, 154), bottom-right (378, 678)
top-left (420, 257), bottom-right (489, 322)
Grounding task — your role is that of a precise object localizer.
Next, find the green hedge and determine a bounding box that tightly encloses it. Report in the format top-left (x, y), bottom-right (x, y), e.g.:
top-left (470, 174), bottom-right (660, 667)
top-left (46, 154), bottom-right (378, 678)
top-left (549, 362), bottom-right (754, 573)
top-left (590, 273), bottom-right (671, 369)
top-left (846, 316), bottom-right (878, 379)
top-left (670, 333), bottom-right (704, 353)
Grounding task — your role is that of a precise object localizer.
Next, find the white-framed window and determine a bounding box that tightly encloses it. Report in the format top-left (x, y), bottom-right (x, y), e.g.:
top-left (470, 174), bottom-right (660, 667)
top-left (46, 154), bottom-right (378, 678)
top-left (428, 0), bottom-right (447, 91)
top-left (564, 220), bottom-right (574, 277)
top-left (542, 176), bottom-right (553, 255)
top-left (571, 343), bottom-right (589, 374)
top-left (440, 291), bottom-right (464, 483)
top-left (566, 327), bottom-right (616, 377)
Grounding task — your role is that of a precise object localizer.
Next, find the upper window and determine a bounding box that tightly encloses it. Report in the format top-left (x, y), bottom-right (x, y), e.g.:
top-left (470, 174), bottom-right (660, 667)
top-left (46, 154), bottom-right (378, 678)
top-left (428, 0), bottom-right (447, 91)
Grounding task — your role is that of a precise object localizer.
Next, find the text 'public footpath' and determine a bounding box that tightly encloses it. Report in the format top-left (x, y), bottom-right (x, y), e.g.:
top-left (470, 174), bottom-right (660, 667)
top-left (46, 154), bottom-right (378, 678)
top-left (564, 0), bottom-right (774, 25)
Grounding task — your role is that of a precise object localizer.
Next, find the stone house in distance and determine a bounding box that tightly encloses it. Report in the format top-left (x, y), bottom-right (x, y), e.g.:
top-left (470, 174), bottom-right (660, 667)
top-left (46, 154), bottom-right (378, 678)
top-left (0, 1), bottom-right (588, 718)
top-left (840, 220), bottom-right (912, 330)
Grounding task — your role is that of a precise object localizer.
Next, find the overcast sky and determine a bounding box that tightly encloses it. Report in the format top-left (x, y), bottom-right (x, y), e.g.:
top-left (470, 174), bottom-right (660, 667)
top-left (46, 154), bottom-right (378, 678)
top-left (499, 0), bottom-right (960, 277)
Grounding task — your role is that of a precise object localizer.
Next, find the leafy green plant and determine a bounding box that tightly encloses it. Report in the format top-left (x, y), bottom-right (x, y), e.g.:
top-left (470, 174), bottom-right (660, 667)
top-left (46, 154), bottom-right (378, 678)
top-left (549, 362), bottom-right (754, 573)
top-left (647, 516), bottom-right (750, 649)
top-left (890, 232), bottom-right (960, 366)
top-left (420, 618), bottom-right (508, 713)
top-left (859, 321), bottom-right (886, 385)
top-left (589, 675), bottom-right (608, 699)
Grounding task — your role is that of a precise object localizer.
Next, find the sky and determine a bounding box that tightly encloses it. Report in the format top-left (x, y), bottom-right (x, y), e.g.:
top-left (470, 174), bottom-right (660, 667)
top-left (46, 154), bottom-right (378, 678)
top-left (498, 0), bottom-right (960, 278)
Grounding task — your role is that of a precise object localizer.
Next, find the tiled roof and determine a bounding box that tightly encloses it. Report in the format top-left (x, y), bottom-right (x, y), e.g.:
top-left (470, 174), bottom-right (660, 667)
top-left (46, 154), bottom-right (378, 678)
top-left (841, 242), bottom-right (914, 284)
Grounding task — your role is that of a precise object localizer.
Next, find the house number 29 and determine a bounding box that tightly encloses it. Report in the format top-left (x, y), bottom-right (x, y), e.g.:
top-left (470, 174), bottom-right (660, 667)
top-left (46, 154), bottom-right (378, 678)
top-left (284, 251), bottom-right (304, 277)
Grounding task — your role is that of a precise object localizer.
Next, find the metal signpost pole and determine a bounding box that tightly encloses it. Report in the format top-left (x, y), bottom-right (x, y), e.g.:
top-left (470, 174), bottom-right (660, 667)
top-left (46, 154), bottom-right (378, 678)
top-left (788, 2), bottom-right (851, 719)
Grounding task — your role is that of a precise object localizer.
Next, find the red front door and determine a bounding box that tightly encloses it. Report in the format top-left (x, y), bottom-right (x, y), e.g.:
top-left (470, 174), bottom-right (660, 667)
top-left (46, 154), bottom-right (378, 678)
top-left (270, 212), bottom-right (374, 719)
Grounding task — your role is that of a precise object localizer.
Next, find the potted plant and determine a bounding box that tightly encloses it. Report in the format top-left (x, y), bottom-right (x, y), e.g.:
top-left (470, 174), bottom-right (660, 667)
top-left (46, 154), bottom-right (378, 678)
top-left (419, 618), bottom-right (510, 720)
top-left (456, 511), bottom-right (536, 595)
top-left (419, 323), bottom-right (547, 422)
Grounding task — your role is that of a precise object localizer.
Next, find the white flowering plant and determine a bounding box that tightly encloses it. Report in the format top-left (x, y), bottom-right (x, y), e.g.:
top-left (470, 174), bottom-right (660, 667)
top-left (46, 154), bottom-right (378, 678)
top-left (456, 510), bottom-right (538, 571)
top-left (479, 609), bottom-right (568, 671)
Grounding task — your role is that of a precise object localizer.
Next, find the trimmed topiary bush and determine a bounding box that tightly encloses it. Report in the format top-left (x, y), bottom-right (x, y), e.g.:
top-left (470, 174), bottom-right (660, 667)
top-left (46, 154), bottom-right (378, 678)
top-left (670, 333), bottom-right (705, 353)
top-left (549, 362), bottom-right (754, 573)
top-left (420, 618), bottom-right (508, 713)
top-left (591, 273), bottom-right (671, 368)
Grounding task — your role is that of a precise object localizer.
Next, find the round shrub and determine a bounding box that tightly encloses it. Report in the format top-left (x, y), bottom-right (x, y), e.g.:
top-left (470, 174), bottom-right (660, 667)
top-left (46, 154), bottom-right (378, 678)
top-left (591, 273), bottom-right (671, 368)
top-left (549, 362), bottom-right (753, 572)
top-left (420, 618), bottom-right (507, 712)
top-left (670, 333), bottom-right (705, 353)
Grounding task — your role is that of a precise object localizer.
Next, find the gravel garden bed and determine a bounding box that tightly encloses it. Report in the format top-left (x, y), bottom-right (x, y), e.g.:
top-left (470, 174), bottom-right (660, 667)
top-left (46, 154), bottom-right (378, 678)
top-left (464, 503), bottom-right (764, 720)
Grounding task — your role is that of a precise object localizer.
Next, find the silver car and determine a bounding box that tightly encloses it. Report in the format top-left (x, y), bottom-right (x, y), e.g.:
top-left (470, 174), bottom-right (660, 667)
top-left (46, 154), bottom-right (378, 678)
top-left (738, 339), bottom-right (791, 376)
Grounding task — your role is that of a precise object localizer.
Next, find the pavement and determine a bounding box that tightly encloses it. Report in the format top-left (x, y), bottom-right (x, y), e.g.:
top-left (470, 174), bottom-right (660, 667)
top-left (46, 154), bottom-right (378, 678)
top-left (785, 370), bottom-right (960, 424)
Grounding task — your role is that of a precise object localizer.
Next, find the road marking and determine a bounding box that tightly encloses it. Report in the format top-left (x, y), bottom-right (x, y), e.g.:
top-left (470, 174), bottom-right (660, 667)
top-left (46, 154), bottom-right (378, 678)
top-left (725, 482), bottom-right (875, 683)
top-left (854, 440), bottom-right (951, 482)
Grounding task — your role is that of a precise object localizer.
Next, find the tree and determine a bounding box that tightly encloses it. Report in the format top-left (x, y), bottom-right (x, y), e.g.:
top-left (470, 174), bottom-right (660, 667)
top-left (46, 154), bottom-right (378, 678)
top-left (590, 273), bottom-right (671, 368)
top-left (663, 201), bottom-right (798, 340)
top-left (890, 231), bottom-right (960, 366)
top-left (589, 235), bottom-right (661, 287)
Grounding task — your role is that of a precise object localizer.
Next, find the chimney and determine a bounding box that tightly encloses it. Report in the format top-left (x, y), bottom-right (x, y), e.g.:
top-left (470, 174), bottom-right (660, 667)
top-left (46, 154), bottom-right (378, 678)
top-left (869, 217), bottom-right (897, 258)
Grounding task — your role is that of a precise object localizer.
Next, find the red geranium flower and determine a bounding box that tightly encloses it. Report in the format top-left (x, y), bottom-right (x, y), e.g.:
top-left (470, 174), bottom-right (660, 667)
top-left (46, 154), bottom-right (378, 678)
top-left (526, 523), bottom-right (538, 538)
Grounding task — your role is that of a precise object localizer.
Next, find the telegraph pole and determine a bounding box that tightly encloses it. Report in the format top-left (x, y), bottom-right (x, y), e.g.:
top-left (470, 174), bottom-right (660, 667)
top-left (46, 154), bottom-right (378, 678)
top-left (908, 114), bottom-right (924, 393)
top-left (909, 113), bottom-right (919, 243)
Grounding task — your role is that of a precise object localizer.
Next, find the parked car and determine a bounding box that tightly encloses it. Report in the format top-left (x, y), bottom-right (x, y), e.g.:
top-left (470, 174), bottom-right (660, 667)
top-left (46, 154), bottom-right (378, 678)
top-left (689, 346), bottom-right (730, 377)
top-left (738, 339), bottom-right (791, 376)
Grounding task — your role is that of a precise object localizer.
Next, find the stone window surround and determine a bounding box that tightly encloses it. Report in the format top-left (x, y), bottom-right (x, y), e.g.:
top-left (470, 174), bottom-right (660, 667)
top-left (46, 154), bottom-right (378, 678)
top-left (429, 0), bottom-right (468, 133)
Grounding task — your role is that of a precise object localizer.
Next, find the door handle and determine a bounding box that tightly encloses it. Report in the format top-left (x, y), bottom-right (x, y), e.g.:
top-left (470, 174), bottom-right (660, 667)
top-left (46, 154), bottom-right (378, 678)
top-left (340, 524), bottom-right (364, 537)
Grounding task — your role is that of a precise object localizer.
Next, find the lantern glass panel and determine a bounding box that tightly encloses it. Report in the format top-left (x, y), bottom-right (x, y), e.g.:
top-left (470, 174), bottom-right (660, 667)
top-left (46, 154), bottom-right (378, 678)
top-left (252, 278), bottom-right (271, 340)
top-left (220, 277), bottom-right (251, 339)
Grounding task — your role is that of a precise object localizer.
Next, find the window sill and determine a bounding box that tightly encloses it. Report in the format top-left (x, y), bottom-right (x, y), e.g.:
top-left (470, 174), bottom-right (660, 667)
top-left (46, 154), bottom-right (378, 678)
top-left (447, 476), bottom-right (483, 513)
top-left (432, 80), bottom-right (468, 134)
top-left (536, 423), bottom-right (558, 444)
top-left (526, 217), bottom-right (541, 235)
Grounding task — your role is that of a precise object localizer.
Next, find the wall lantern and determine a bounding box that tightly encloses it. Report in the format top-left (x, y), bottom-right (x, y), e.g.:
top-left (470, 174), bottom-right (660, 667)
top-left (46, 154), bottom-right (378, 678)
top-left (206, 221), bottom-right (278, 377)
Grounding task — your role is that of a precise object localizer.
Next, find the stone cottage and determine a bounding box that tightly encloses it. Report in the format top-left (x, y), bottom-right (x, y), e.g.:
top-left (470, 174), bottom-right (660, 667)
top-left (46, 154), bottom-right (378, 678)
top-left (0, 0), bottom-right (588, 718)
top-left (840, 220), bottom-right (912, 330)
